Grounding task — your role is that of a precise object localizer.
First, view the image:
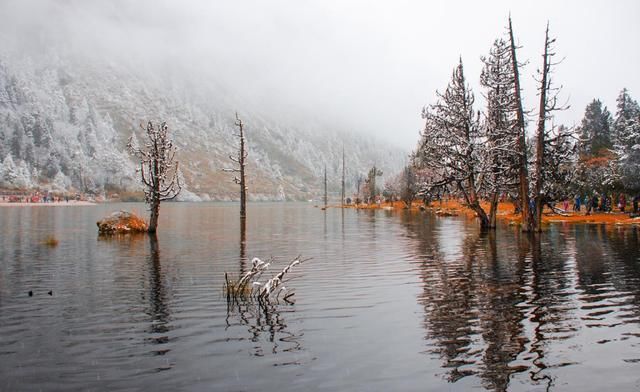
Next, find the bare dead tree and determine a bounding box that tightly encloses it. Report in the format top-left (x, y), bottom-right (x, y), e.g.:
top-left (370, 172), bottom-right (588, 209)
top-left (532, 23), bottom-right (569, 231)
top-left (341, 145), bottom-right (346, 206)
top-left (508, 16), bottom-right (533, 232)
top-left (223, 112), bottom-right (248, 219)
top-left (127, 121), bottom-right (182, 233)
top-left (323, 164), bottom-right (328, 208)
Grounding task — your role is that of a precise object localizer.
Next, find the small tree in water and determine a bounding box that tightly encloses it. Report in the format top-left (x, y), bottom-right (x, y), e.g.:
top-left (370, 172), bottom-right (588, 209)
top-left (127, 121), bottom-right (182, 233)
top-left (223, 112), bottom-right (248, 219)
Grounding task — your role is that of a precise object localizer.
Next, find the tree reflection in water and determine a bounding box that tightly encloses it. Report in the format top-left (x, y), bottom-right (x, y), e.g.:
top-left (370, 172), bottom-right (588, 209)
top-left (145, 234), bottom-right (172, 360)
top-left (401, 213), bottom-right (590, 391)
top-left (226, 218), bottom-right (304, 363)
top-left (225, 300), bottom-right (303, 360)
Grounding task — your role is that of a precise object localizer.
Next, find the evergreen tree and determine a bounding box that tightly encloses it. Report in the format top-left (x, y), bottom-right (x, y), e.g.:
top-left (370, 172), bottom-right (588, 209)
top-left (417, 59), bottom-right (490, 227)
top-left (578, 99), bottom-right (613, 156)
top-left (613, 89), bottom-right (640, 192)
top-left (613, 88), bottom-right (640, 149)
top-left (366, 165), bottom-right (382, 202)
top-left (480, 37), bottom-right (520, 227)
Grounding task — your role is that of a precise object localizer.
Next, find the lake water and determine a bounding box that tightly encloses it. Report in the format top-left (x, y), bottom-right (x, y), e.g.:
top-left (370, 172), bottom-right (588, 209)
top-left (1, 202), bottom-right (639, 391)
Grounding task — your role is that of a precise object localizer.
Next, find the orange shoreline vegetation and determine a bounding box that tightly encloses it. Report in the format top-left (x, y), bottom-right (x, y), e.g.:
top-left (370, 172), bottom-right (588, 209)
top-left (337, 199), bottom-right (640, 226)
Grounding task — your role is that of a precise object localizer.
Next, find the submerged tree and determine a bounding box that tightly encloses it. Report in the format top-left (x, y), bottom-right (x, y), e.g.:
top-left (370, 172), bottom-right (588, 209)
top-left (127, 121), bottom-right (182, 233)
top-left (223, 112), bottom-right (248, 219)
top-left (508, 16), bottom-right (532, 231)
top-left (323, 164), bottom-right (328, 208)
top-left (341, 146), bottom-right (346, 206)
top-left (532, 23), bottom-right (570, 230)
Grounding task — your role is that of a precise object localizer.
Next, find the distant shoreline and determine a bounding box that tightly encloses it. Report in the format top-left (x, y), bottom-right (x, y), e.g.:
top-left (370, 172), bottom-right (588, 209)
top-left (0, 201), bottom-right (96, 207)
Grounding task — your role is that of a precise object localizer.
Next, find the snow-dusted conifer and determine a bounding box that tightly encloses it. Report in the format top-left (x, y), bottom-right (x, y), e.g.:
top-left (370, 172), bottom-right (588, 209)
top-left (540, 124), bottom-right (576, 203)
top-left (480, 37), bottom-right (521, 227)
top-left (577, 99), bottom-right (613, 157)
top-left (613, 89), bottom-right (640, 192)
top-left (417, 59), bottom-right (490, 227)
top-left (0, 154), bottom-right (17, 186)
top-left (365, 165), bottom-right (383, 203)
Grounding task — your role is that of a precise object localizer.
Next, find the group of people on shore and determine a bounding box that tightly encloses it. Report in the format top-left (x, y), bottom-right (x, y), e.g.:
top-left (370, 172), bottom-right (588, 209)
top-left (569, 193), bottom-right (640, 215)
top-left (1, 191), bottom-right (80, 204)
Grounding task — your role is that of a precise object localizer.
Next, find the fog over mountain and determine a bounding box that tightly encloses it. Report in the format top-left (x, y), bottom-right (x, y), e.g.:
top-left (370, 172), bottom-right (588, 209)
top-left (0, 0), bottom-right (638, 199)
top-left (0, 1), bottom-right (406, 200)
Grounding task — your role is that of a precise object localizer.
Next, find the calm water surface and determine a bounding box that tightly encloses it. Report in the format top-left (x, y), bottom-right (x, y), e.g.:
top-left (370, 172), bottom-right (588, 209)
top-left (0, 202), bottom-right (639, 391)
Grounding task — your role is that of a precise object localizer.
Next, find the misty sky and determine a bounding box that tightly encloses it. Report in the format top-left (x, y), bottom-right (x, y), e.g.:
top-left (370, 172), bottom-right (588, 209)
top-left (1, 0), bottom-right (639, 150)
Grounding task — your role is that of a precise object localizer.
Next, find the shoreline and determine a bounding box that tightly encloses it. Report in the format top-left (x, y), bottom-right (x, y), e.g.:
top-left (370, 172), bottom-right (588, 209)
top-left (0, 201), bottom-right (96, 207)
top-left (334, 200), bottom-right (640, 226)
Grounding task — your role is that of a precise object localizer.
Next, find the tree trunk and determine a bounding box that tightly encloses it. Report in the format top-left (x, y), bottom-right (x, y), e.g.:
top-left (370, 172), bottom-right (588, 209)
top-left (341, 146), bottom-right (345, 206)
top-left (488, 192), bottom-right (499, 228)
top-left (149, 150), bottom-right (160, 233)
top-left (459, 180), bottom-right (490, 229)
top-left (471, 201), bottom-right (490, 229)
top-left (239, 118), bottom-right (247, 219)
top-left (533, 24), bottom-right (550, 232)
top-left (323, 165), bottom-right (328, 208)
top-left (149, 198), bottom-right (160, 233)
top-left (509, 16), bottom-right (532, 232)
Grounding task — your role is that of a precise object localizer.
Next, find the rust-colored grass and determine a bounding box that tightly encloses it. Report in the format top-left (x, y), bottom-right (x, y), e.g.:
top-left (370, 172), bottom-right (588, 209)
top-left (341, 198), bottom-right (640, 226)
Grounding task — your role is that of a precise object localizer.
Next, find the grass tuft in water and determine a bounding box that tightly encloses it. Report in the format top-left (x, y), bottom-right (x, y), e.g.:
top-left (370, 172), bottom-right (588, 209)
top-left (43, 235), bottom-right (59, 247)
top-left (224, 255), bottom-right (308, 305)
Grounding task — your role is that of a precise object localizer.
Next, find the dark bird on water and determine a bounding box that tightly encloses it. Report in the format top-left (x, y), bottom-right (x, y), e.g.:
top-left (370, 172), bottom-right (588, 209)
top-left (48, 291), bottom-right (53, 296)
top-left (28, 290), bottom-right (33, 297)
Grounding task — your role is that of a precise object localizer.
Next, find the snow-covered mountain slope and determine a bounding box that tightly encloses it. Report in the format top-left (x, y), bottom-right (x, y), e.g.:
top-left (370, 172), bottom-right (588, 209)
top-left (0, 54), bottom-right (406, 201)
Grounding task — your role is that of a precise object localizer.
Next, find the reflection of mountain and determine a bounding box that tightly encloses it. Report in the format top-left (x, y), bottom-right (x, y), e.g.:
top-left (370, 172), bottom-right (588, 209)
top-left (0, 54), bottom-right (404, 199)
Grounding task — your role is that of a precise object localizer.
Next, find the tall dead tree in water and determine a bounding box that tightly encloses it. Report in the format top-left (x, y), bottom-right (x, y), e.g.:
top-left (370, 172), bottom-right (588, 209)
top-left (508, 16), bottom-right (532, 232)
top-left (323, 165), bottom-right (328, 208)
top-left (127, 121), bottom-right (182, 233)
top-left (224, 112), bottom-right (248, 219)
top-left (341, 146), bottom-right (346, 206)
top-left (532, 23), bottom-right (569, 231)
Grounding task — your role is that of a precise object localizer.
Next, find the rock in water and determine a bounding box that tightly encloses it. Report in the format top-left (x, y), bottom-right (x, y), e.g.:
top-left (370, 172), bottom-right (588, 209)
top-left (97, 211), bottom-right (148, 234)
